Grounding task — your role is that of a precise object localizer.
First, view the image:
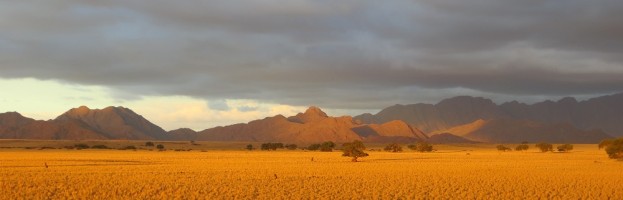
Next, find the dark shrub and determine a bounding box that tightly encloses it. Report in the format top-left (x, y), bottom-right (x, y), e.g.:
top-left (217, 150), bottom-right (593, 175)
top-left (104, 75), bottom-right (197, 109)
top-left (307, 144), bottom-right (321, 151)
top-left (515, 144), bottom-right (529, 151)
top-left (320, 141), bottom-right (335, 152)
top-left (535, 143), bottom-right (553, 152)
top-left (120, 145), bottom-right (137, 150)
top-left (605, 138), bottom-right (623, 159)
top-left (384, 143), bottom-right (403, 152)
top-left (91, 145), bottom-right (109, 149)
top-left (496, 145), bottom-right (512, 152)
top-left (410, 141), bottom-right (433, 152)
top-left (285, 144), bottom-right (298, 150)
top-left (74, 144), bottom-right (90, 149)
top-left (557, 144), bottom-right (574, 152)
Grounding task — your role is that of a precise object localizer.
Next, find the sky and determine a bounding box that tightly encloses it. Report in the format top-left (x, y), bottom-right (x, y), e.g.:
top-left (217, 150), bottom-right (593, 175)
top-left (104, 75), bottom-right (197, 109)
top-left (1, 0), bottom-right (622, 131)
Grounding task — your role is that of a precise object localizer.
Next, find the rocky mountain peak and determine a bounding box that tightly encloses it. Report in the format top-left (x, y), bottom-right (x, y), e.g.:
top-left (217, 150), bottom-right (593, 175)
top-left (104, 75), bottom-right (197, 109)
top-left (304, 106), bottom-right (328, 117)
top-left (287, 106), bottom-right (329, 123)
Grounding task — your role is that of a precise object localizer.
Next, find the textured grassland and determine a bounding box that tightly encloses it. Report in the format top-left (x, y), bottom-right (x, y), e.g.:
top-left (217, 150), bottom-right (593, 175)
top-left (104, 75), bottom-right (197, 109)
top-left (0, 145), bottom-right (621, 199)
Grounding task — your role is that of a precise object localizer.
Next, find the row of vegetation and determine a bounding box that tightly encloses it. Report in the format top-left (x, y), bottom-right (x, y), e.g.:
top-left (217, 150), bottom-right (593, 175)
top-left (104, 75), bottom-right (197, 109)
top-left (25, 138), bottom-right (623, 161)
top-left (496, 142), bottom-right (574, 152)
top-left (249, 141), bottom-right (436, 162)
top-left (55, 142), bottom-right (169, 151)
top-left (250, 138), bottom-right (623, 162)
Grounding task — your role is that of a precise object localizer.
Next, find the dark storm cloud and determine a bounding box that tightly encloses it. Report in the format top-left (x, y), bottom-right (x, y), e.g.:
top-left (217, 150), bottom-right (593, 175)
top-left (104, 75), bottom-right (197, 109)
top-left (1, 0), bottom-right (622, 109)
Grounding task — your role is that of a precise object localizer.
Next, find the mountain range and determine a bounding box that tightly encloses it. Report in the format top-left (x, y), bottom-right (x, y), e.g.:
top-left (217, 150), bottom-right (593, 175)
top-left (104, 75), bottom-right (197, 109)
top-left (356, 93), bottom-right (623, 140)
top-left (1, 93), bottom-right (621, 143)
top-left (170, 106), bottom-right (428, 143)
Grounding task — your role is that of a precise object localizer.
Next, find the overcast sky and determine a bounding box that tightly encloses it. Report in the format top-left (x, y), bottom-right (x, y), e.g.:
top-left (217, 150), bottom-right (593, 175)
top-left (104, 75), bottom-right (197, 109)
top-left (1, 0), bottom-right (622, 130)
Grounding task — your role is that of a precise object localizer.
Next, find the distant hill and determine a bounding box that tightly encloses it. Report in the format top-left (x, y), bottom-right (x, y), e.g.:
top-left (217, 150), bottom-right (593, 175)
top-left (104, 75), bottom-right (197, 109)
top-left (168, 128), bottom-right (198, 141)
top-left (191, 106), bottom-right (428, 143)
top-left (355, 93), bottom-right (623, 138)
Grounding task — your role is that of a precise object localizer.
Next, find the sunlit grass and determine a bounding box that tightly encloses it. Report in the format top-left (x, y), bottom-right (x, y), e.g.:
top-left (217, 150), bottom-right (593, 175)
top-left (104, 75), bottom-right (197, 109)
top-left (0, 144), bottom-right (620, 199)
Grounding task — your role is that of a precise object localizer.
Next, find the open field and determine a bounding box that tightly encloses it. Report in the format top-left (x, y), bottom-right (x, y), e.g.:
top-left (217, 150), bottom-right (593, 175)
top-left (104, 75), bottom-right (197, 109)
top-left (0, 142), bottom-right (621, 199)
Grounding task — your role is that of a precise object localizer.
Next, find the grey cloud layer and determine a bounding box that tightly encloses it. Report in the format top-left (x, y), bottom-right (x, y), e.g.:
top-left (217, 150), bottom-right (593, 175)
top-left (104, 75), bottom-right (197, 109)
top-left (1, 0), bottom-right (622, 109)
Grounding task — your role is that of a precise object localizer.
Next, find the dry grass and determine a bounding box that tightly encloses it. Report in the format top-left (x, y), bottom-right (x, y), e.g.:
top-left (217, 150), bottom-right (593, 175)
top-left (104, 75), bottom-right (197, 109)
top-left (0, 144), bottom-right (621, 199)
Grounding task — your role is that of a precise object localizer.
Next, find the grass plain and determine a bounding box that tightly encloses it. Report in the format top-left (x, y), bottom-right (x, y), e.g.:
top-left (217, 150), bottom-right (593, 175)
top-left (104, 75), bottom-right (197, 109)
top-left (0, 141), bottom-right (621, 199)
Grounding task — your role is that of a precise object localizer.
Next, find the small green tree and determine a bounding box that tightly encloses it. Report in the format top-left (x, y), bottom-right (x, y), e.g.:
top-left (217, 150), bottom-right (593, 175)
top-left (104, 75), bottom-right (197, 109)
top-left (515, 144), bottom-right (529, 151)
top-left (557, 144), bottom-right (574, 152)
top-left (145, 142), bottom-right (154, 147)
top-left (246, 144), bottom-right (254, 151)
top-left (342, 140), bottom-right (369, 162)
top-left (384, 143), bottom-right (403, 152)
top-left (156, 144), bottom-right (165, 150)
top-left (496, 145), bottom-right (511, 152)
top-left (535, 143), bottom-right (553, 152)
top-left (605, 138), bottom-right (623, 159)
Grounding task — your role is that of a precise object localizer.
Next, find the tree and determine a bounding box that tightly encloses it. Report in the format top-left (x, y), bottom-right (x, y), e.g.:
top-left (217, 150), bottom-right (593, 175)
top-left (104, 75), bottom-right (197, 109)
top-left (409, 141), bottom-right (433, 152)
top-left (156, 144), bottom-right (165, 150)
top-left (285, 144), bottom-right (298, 150)
top-left (535, 143), bottom-right (553, 152)
top-left (342, 140), bottom-right (369, 162)
top-left (496, 145), bottom-right (511, 152)
top-left (145, 142), bottom-right (154, 147)
top-left (604, 138), bottom-right (623, 159)
top-left (515, 144), bottom-right (529, 151)
top-left (384, 143), bottom-right (403, 152)
top-left (557, 144), bottom-right (574, 152)
top-left (246, 144), bottom-right (254, 151)
top-left (307, 144), bottom-right (321, 151)
top-left (320, 141), bottom-right (335, 152)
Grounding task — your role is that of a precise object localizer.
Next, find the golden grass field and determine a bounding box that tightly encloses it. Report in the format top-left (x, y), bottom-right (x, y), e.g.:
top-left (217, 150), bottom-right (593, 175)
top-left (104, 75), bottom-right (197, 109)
top-left (0, 142), bottom-right (621, 199)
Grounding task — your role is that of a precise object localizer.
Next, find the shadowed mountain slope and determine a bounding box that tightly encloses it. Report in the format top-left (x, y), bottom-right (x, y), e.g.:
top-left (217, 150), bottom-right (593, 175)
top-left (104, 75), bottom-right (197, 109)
top-left (431, 119), bottom-right (611, 143)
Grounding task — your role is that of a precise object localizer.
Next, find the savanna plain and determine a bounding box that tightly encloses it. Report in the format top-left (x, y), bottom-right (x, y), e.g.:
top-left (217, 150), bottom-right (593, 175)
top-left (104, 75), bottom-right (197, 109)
top-left (0, 141), bottom-right (621, 199)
